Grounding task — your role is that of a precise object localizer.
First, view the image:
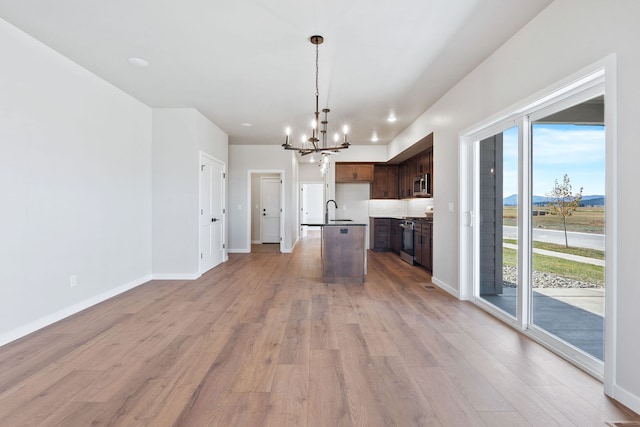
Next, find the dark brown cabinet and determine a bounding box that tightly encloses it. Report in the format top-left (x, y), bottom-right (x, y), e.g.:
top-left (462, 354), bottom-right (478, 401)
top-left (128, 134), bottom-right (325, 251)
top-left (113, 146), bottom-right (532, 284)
top-left (370, 218), bottom-right (391, 251)
top-left (371, 165), bottom-right (399, 199)
top-left (399, 161), bottom-right (413, 199)
top-left (365, 133), bottom-right (434, 199)
top-left (417, 147), bottom-right (432, 175)
top-left (336, 163), bottom-right (374, 183)
top-left (390, 219), bottom-right (402, 254)
top-left (416, 147), bottom-right (434, 197)
top-left (414, 222), bottom-right (432, 271)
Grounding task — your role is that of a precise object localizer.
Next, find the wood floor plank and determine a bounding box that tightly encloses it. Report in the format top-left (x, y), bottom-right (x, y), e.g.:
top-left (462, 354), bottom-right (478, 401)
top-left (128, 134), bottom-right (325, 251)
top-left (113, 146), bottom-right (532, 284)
top-left (232, 308), bottom-right (288, 392)
top-left (264, 364), bottom-right (309, 427)
top-left (369, 356), bottom-right (442, 426)
top-left (310, 294), bottom-right (339, 350)
top-left (402, 312), bottom-right (513, 412)
top-left (530, 384), bottom-right (620, 427)
top-left (374, 301), bottom-right (438, 367)
top-left (478, 411), bottom-right (532, 427)
top-left (0, 233), bottom-right (638, 425)
top-left (412, 366), bottom-right (487, 427)
top-left (308, 349), bottom-right (352, 427)
top-left (172, 322), bottom-right (263, 426)
top-left (1, 370), bottom-right (101, 426)
top-left (335, 322), bottom-right (388, 426)
top-left (442, 331), bottom-right (574, 427)
top-left (206, 391), bottom-right (271, 426)
top-left (278, 299), bottom-right (311, 365)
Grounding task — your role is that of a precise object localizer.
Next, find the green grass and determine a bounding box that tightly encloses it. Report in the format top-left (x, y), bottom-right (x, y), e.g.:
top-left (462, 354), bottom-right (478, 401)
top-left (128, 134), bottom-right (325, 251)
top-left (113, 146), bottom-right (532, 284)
top-left (503, 238), bottom-right (605, 260)
top-left (502, 206), bottom-right (604, 234)
top-left (502, 247), bottom-right (604, 286)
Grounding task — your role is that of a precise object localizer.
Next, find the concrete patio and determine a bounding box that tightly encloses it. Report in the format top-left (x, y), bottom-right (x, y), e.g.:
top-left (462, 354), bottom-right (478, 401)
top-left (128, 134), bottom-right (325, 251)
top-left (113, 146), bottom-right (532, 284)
top-left (482, 287), bottom-right (604, 360)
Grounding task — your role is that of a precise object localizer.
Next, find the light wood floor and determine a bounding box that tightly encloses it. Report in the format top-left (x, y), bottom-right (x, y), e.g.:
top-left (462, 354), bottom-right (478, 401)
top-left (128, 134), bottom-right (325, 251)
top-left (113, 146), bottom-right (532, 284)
top-left (1, 233), bottom-right (638, 426)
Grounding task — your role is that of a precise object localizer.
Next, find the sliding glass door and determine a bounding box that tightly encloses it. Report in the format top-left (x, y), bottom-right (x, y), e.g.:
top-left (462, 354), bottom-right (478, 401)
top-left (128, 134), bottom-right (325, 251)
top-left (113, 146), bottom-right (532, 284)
top-left (529, 96), bottom-right (605, 361)
top-left (469, 76), bottom-right (606, 375)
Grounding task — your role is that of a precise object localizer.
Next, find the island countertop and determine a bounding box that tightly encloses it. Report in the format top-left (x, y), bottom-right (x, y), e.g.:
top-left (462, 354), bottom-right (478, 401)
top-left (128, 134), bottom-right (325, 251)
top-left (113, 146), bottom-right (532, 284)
top-left (301, 221), bottom-right (367, 227)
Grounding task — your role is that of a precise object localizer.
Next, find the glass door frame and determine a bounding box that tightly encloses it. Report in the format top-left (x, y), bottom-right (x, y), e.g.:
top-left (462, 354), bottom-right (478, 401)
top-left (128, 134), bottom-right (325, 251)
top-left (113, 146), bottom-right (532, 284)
top-left (460, 66), bottom-right (612, 383)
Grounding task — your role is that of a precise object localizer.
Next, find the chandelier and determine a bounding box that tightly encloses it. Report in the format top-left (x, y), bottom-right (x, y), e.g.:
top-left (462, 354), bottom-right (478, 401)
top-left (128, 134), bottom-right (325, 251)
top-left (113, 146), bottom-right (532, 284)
top-left (282, 35), bottom-right (350, 156)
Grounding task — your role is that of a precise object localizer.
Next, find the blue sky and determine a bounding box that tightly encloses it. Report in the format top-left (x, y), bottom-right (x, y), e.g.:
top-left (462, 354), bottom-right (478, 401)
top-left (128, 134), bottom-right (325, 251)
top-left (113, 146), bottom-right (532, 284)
top-left (502, 124), bottom-right (605, 197)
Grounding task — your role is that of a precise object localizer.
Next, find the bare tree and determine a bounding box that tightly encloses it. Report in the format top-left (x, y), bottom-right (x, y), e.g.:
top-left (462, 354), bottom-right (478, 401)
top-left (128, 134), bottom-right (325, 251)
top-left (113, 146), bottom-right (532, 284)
top-left (546, 174), bottom-right (583, 248)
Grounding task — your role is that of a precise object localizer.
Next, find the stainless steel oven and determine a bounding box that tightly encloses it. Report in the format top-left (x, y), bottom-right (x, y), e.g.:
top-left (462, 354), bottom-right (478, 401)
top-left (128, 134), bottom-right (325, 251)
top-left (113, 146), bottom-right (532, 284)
top-left (399, 220), bottom-right (415, 265)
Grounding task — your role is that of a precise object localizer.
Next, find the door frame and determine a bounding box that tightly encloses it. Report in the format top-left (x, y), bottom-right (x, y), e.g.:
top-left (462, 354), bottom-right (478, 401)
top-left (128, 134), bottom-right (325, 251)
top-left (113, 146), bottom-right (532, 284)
top-left (459, 59), bottom-right (616, 391)
top-left (299, 180), bottom-right (325, 238)
top-left (247, 170), bottom-right (285, 253)
top-left (198, 152), bottom-right (227, 274)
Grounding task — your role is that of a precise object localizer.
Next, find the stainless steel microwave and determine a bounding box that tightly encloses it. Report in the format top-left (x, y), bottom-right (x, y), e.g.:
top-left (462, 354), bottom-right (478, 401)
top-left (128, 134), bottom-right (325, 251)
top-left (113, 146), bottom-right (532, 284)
top-left (413, 174), bottom-right (431, 197)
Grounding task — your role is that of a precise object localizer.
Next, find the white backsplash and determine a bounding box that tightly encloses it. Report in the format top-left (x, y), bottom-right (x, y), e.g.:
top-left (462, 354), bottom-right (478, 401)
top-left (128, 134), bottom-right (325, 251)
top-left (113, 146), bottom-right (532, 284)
top-left (407, 198), bottom-right (434, 217)
top-left (369, 198), bottom-right (434, 218)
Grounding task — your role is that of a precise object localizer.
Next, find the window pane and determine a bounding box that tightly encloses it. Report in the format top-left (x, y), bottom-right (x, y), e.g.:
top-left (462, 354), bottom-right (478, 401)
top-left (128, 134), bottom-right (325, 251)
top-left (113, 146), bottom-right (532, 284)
top-left (530, 96), bottom-right (605, 360)
top-left (478, 126), bottom-right (518, 318)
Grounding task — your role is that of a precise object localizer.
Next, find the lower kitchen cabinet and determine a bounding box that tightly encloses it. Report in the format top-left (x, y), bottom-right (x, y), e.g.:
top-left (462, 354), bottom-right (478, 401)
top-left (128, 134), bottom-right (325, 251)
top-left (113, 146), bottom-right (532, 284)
top-left (370, 218), bottom-right (391, 251)
top-left (414, 222), bottom-right (432, 271)
top-left (390, 219), bottom-right (402, 254)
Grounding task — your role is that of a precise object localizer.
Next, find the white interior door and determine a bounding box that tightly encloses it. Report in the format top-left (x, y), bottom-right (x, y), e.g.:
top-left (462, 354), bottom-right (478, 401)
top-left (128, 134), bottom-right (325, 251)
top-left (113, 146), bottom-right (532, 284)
top-left (261, 177), bottom-right (281, 243)
top-left (301, 183), bottom-right (324, 225)
top-left (200, 155), bottom-right (225, 273)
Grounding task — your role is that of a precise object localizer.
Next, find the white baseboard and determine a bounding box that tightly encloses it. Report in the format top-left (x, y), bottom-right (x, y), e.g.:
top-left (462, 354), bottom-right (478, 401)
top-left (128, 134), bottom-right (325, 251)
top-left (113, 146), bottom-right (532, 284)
top-left (151, 273), bottom-right (200, 280)
top-left (0, 275), bottom-right (152, 348)
top-left (613, 384), bottom-right (640, 416)
top-left (431, 276), bottom-right (460, 299)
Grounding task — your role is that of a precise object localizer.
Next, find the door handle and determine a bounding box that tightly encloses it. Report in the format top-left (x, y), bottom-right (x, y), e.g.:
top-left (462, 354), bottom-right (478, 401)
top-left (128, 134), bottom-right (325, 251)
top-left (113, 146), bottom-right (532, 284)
top-left (211, 218), bottom-right (217, 222)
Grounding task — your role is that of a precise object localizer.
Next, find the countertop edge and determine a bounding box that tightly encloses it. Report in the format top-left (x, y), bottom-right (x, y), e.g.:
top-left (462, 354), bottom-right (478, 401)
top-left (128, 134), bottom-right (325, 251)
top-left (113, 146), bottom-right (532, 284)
top-left (301, 223), bottom-right (367, 227)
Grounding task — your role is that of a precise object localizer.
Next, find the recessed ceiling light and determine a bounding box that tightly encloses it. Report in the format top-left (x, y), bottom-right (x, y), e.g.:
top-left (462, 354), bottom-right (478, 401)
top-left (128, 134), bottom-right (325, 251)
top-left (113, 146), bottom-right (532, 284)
top-left (387, 114), bottom-right (397, 123)
top-left (371, 133), bottom-right (379, 142)
top-left (241, 123), bottom-right (253, 127)
top-left (127, 57), bottom-right (149, 68)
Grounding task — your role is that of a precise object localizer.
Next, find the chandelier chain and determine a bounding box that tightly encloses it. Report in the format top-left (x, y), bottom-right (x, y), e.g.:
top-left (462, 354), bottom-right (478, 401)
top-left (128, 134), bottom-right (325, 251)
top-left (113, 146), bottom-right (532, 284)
top-left (315, 43), bottom-right (319, 97)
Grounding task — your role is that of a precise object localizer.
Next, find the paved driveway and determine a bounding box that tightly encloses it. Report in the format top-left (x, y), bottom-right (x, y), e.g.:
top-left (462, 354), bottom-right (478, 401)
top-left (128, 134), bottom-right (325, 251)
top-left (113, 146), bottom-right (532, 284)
top-left (503, 226), bottom-right (604, 251)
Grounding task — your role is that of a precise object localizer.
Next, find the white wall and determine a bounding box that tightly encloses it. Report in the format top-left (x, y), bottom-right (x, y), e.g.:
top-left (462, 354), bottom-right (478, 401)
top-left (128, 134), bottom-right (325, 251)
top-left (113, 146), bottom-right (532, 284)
top-left (335, 183), bottom-right (371, 249)
top-left (299, 162), bottom-right (326, 182)
top-left (387, 0), bottom-right (640, 411)
top-left (152, 108), bottom-right (228, 278)
top-left (0, 18), bottom-right (152, 343)
top-left (228, 145), bottom-right (297, 252)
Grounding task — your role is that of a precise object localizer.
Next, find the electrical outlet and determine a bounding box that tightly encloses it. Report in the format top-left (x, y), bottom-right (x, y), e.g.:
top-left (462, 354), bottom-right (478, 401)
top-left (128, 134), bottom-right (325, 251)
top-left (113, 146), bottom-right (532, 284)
top-left (70, 275), bottom-right (77, 287)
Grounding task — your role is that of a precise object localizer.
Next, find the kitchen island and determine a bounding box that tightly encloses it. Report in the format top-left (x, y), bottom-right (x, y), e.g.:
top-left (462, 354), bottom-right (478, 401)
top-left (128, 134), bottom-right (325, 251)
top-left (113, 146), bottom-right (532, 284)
top-left (302, 221), bottom-right (367, 283)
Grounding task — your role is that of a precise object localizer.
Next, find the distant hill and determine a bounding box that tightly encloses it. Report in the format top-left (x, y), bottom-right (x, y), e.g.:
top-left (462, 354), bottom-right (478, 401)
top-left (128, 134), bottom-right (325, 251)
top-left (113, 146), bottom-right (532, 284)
top-left (503, 194), bottom-right (604, 207)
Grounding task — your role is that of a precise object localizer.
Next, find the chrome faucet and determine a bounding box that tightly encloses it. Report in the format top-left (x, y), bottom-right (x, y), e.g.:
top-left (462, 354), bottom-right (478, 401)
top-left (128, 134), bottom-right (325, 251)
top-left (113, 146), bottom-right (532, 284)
top-left (325, 199), bottom-right (338, 223)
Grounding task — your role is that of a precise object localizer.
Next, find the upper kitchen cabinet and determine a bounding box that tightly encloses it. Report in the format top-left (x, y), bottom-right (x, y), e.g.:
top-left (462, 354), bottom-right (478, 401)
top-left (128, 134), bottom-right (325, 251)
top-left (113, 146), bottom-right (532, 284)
top-left (399, 157), bottom-right (417, 199)
top-left (417, 147), bottom-right (432, 176)
top-left (371, 165), bottom-right (399, 199)
top-left (416, 133), bottom-right (434, 176)
top-left (335, 163), bottom-right (375, 183)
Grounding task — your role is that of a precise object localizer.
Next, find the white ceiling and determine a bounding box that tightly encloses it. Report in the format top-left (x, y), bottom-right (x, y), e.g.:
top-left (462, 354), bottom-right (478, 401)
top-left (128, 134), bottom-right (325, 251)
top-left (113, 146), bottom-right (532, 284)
top-left (0, 0), bottom-right (552, 147)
